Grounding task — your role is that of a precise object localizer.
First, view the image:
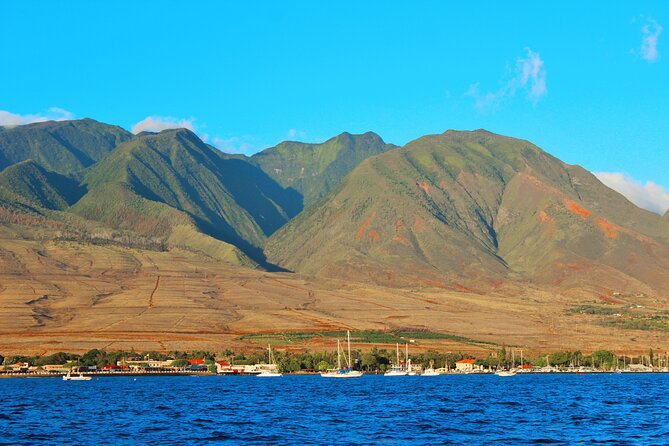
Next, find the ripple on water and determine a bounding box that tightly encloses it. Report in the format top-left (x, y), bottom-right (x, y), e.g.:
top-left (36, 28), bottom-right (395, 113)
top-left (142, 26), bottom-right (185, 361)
top-left (0, 374), bottom-right (668, 444)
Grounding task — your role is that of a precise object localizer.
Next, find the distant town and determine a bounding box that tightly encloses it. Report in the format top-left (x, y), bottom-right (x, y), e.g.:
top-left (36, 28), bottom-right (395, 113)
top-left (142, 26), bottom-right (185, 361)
top-left (1, 345), bottom-right (666, 378)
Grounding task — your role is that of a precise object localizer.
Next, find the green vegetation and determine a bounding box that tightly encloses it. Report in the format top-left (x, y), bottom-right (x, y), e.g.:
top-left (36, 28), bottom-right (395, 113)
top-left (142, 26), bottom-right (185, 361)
top-left (0, 118), bottom-right (131, 175)
top-left (566, 304), bottom-right (622, 316)
top-left (251, 131), bottom-right (396, 208)
top-left (265, 129), bottom-right (669, 292)
top-left (7, 346), bottom-right (662, 373)
top-left (602, 315), bottom-right (669, 332)
top-left (240, 329), bottom-right (496, 346)
top-left (74, 128), bottom-right (300, 265)
top-left (0, 160), bottom-right (85, 210)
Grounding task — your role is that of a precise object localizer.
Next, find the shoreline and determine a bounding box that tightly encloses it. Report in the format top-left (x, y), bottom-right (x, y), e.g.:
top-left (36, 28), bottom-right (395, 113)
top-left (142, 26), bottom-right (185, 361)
top-left (1, 370), bottom-right (668, 379)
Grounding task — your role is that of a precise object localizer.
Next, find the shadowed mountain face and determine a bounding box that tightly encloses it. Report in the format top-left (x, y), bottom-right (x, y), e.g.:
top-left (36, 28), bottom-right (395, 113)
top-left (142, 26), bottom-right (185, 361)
top-left (266, 130), bottom-right (669, 294)
top-left (251, 132), bottom-right (396, 208)
top-left (0, 160), bottom-right (85, 210)
top-left (0, 119), bottom-right (131, 176)
top-left (72, 128), bottom-right (301, 265)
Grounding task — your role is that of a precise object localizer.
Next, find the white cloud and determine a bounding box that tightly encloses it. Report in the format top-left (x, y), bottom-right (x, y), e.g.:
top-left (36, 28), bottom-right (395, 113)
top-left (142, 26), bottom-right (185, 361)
top-left (0, 108), bottom-right (75, 127)
top-left (467, 48), bottom-right (547, 110)
top-left (595, 172), bottom-right (669, 215)
top-left (131, 115), bottom-right (196, 134)
top-left (641, 18), bottom-right (662, 62)
top-left (212, 135), bottom-right (259, 155)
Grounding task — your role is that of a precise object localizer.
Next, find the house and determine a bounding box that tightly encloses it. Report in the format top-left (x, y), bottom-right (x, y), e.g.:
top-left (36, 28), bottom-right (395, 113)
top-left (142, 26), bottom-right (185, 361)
top-left (7, 362), bottom-right (30, 373)
top-left (43, 364), bottom-right (70, 373)
top-left (455, 358), bottom-right (481, 372)
top-left (189, 359), bottom-right (208, 372)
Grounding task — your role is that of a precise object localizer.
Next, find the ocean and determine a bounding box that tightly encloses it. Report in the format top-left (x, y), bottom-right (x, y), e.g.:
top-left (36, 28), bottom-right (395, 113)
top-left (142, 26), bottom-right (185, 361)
top-left (1, 373), bottom-right (667, 445)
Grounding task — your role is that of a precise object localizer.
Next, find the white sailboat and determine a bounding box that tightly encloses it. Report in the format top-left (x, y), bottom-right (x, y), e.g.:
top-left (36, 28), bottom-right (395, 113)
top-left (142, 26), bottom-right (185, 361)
top-left (257, 344), bottom-right (282, 377)
top-left (422, 360), bottom-right (440, 376)
top-left (385, 343), bottom-right (407, 376)
top-left (406, 344), bottom-right (416, 375)
top-left (321, 331), bottom-right (363, 378)
top-left (63, 371), bottom-right (91, 381)
top-left (496, 349), bottom-right (517, 376)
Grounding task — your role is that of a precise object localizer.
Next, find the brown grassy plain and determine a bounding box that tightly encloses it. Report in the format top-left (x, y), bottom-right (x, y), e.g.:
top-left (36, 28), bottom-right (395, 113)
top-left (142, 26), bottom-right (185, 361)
top-left (1, 226), bottom-right (667, 357)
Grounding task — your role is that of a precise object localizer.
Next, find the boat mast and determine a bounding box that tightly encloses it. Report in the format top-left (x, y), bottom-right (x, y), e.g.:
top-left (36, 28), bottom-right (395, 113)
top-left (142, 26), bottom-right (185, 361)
top-left (396, 343), bottom-right (400, 369)
top-left (347, 330), bottom-right (352, 371)
top-left (337, 339), bottom-right (341, 369)
top-left (405, 343), bottom-right (410, 372)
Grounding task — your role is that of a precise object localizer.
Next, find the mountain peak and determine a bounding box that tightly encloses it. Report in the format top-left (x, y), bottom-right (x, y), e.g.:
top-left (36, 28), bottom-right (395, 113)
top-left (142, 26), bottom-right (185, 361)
top-left (251, 130), bottom-right (396, 208)
top-left (332, 131), bottom-right (385, 145)
top-left (0, 118), bottom-right (132, 175)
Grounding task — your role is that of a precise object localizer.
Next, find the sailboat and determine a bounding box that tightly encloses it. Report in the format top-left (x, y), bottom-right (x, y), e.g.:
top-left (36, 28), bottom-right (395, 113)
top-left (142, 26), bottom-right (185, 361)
top-left (385, 343), bottom-right (407, 376)
top-left (496, 349), bottom-right (517, 376)
top-left (257, 344), bottom-right (282, 377)
top-left (321, 331), bottom-right (363, 378)
top-left (406, 344), bottom-right (416, 375)
top-left (422, 360), bottom-right (440, 376)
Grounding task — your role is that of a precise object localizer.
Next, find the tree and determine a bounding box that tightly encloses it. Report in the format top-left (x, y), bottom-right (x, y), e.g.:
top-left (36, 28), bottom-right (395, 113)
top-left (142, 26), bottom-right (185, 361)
top-left (171, 359), bottom-right (189, 368)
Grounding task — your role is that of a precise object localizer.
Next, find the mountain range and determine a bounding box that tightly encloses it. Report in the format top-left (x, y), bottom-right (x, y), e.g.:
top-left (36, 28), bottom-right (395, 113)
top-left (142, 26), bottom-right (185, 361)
top-left (1, 119), bottom-right (667, 296)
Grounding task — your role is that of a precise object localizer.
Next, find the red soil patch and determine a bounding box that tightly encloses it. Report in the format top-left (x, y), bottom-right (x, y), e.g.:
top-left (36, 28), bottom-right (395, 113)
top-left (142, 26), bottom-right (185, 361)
top-left (594, 217), bottom-right (619, 239)
top-left (392, 218), bottom-right (410, 245)
top-left (599, 295), bottom-right (624, 304)
top-left (455, 283), bottom-right (471, 293)
top-left (563, 199), bottom-right (591, 218)
top-left (422, 279), bottom-right (447, 288)
top-left (355, 211), bottom-right (376, 241)
top-left (368, 230), bottom-right (381, 242)
top-left (413, 215), bottom-right (427, 232)
top-left (417, 180), bottom-right (431, 194)
top-left (393, 235), bottom-right (411, 246)
top-left (538, 210), bottom-right (552, 223)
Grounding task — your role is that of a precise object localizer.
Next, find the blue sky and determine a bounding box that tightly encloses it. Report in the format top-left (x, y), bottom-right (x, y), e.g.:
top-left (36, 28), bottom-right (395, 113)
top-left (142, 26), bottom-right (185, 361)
top-left (2, 1), bottom-right (668, 213)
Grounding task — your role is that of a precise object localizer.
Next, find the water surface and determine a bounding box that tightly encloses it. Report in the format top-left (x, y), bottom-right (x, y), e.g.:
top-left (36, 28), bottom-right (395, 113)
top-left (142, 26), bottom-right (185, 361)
top-left (1, 373), bottom-right (667, 444)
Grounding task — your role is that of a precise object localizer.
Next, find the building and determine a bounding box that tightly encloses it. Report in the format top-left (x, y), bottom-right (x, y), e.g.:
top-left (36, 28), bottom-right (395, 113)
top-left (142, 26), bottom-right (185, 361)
top-left (455, 358), bottom-right (482, 372)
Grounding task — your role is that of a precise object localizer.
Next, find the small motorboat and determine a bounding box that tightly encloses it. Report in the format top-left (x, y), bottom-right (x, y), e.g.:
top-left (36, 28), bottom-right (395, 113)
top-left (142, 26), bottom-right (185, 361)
top-left (63, 372), bottom-right (92, 381)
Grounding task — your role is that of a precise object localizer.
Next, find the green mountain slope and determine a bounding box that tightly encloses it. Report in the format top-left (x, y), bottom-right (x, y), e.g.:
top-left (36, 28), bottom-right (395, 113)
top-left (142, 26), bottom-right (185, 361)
top-left (0, 160), bottom-right (84, 210)
top-left (72, 128), bottom-right (300, 263)
top-left (251, 132), bottom-right (396, 208)
top-left (0, 118), bottom-right (131, 175)
top-left (266, 130), bottom-right (669, 294)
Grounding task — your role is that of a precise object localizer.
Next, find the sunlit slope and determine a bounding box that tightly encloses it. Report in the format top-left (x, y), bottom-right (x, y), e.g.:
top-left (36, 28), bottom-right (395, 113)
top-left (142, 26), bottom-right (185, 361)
top-left (72, 128), bottom-right (299, 262)
top-left (267, 130), bottom-right (669, 294)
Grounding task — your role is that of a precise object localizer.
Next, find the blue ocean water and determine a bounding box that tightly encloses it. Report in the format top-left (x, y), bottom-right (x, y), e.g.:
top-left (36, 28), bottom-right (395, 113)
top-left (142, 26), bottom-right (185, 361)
top-left (1, 373), bottom-right (668, 445)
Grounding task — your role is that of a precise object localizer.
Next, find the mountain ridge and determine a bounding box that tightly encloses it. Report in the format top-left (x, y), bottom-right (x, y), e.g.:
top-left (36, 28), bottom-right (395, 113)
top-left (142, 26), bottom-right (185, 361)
top-left (251, 131), bottom-right (397, 208)
top-left (0, 118), bottom-right (131, 176)
top-left (71, 127), bottom-right (300, 266)
top-left (266, 130), bottom-right (669, 294)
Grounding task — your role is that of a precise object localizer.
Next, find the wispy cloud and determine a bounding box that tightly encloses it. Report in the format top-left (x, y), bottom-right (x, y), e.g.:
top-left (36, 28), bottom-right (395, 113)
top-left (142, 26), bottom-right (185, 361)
top-left (287, 128), bottom-right (306, 140)
top-left (467, 48), bottom-right (547, 110)
top-left (0, 107), bottom-right (74, 127)
top-left (212, 135), bottom-right (259, 155)
top-left (131, 115), bottom-right (196, 134)
top-left (641, 17), bottom-right (662, 62)
top-left (595, 172), bottom-right (669, 215)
